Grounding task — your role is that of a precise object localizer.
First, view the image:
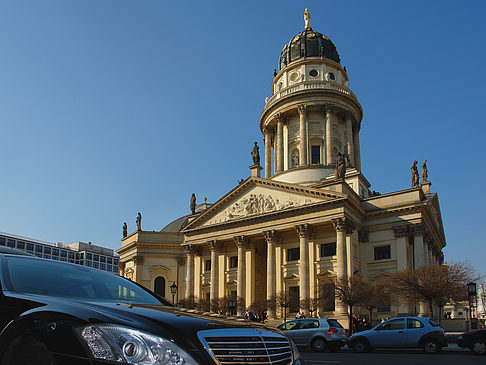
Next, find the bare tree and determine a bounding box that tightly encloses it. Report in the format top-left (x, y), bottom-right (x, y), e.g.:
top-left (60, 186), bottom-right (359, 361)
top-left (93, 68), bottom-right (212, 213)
top-left (389, 262), bottom-right (478, 322)
top-left (249, 299), bottom-right (269, 323)
top-left (360, 282), bottom-right (390, 324)
top-left (196, 297), bottom-right (210, 312)
top-left (273, 291), bottom-right (291, 323)
top-left (179, 295), bottom-right (197, 310)
top-left (334, 276), bottom-right (367, 335)
top-left (319, 282), bottom-right (336, 313)
top-left (301, 297), bottom-right (320, 318)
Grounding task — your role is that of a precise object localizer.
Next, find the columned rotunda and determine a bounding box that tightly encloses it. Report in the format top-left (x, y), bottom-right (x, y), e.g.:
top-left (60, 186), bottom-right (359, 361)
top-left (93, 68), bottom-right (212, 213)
top-left (117, 11), bottom-right (446, 326)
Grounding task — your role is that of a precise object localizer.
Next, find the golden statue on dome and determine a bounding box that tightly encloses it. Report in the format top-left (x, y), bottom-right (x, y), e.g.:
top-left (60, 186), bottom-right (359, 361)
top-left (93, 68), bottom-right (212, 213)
top-left (304, 8), bottom-right (311, 29)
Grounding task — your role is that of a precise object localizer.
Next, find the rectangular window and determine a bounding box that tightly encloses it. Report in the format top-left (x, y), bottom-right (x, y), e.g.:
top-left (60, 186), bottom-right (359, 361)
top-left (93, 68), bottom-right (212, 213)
top-left (289, 286), bottom-right (300, 313)
top-left (287, 248), bottom-right (300, 262)
top-left (100, 263), bottom-right (106, 270)
top-left (374, 245), bottom-right (391, 260)
top-left (44, 247), bottom-right (51, 254)
top-left (79, 260), bottom-right (84, 266)
top-left (79, 253), bottom-right (84, 259)
top-left (60, 258), bottom-right (67, 262)
top-left (35, 253), bottom-right (43, 258)
top-left (86, 253), bottom-right (92, 260)
top-left (43, 255), bottom-right (50, 259)
top-left (107, 257), bottom-right (112, 264)
top-left (68, 259), bottom-right (74, 263)
top-left (107, 264), bottom-right (112, 272)
top-left (114, 258), bottom-right (119, 265)
top-left (229, 256), bottom-right (238, 269)
top-left (113, 266), bottom-right (119, 273)
top-left (205, 259), bottom-right (211, 272)
top-left (320, 242), bottom-right (336, 257)
top-left (311, 145), bottom-right (321, 164)
top-left (100, 256), bottom-right (106, 263)
top-left (60, 250), bottom-right (67, 258)
top-left (93, 262), bottom-right (99, 269)
top-left (17, 241), bottom-right (25, 249)
top-left (0, 237), bottom-right (5, 245)
top-left (52, 256), bottom-right (59, 261)
top-left (35, 245), bottom-right (43, 253)
top-left (68, 252), bottom-right (75, 259)
top-left (26, 243), bottom-right (34, 251)
top-left (93, 255), bottom-right (99, 262)
top-left (320, 282), bottom-right (335, 311)
top-left (86, 261), bottom-right (92, 267)
top-left (7, 239), bottom-right (15, 248)
top-left (52, 248), bottom-right (59, 256)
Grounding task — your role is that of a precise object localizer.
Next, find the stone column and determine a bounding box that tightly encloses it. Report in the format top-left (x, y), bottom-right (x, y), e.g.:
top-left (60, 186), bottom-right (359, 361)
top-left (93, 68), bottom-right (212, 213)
top-left (184, 246), bottom-right (195, 298)
top-left (275, 113), bottom-right (284, 173)
top-left (234, 236), bottom-right (248, 311)
top-left (264, 127), bottom-right (272, 178)
top-left (298, 104), bottom-right (308, 166)
top-left (296, 224), bottom-right (312, 314)
top-left (324, 104), bottom-right (333, 165)
top-left (345, 222), bottom-right (355, 276)
top-left (393, 225), bottom-right (411, 314)
top-left (133, 255), bottom-right (144, 283)
top-left (208, 240), bottom-right (222, 309)
top-left (118, 261), bottom-right (126, 277)
top-left (332, 218), bottom-right (350, 315)
top-left (263, 230), bottom-right (280, 318)
top-left (353, 126), bottom-right (361, 171)
top-left (345, 112), bottom-right (354, 166)
top-left (411, 224), bottom-right (428, 316)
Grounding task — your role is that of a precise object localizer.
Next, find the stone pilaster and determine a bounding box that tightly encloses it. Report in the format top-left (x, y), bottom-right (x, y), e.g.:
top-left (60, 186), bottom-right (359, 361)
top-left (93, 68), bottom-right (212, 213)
top-left (332, 217), bottom-right (352, 315)
top-left (264, 127), bottom-right (273, 178)
top-left (133, 255), bottom-right (144, 283)
top-left (353, 125), bottom-right (361, 171)
top-left (297, 104), bottom-right (308, 166)
top-left (344, 111), bottom-right (354, 166)
top-left (118, 261), bottom-right (126, 277)
top-left (233, 236), bottom-right (249, 311)
top-left (184, 245), bottom-right (199, 298)
top-left (275, 113), bottom-right (285, 172)
top-left (345, 221), bottom-right (355, 277)
top-left (295, 224), bottom-right (312, 313)
top-left (208, 240), bottom-right (222, 307)
top-left (324, 104), bottom-right (333, 165)
top-left (263, 230), bottom-right (280, 318)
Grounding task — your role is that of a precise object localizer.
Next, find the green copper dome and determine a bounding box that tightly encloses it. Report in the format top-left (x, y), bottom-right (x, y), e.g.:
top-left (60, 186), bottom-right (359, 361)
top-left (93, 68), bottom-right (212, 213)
top-left (278, 28), bottom-right (341, 70)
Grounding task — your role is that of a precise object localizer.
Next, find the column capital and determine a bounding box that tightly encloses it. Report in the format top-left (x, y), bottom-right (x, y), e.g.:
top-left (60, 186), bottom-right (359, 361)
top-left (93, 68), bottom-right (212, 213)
top-left (263, 229), bottom-right (280, 243)
top-left (208, 240), bottom-right (223, 252)
top-left (343, 110), bottom-right (354, 120)
top-left (297, 104), bottom-right (308, 116)
top-left (263, 125), bottom-right (275, 135)
top-left (358, 230), bottom-right (369, 242)
top-left (184, 244), bottom-right (201, 256)
top-left (295, 223), bottom-right (313, 238)
top-left (392, 225), bottom-right (411, 238)
top-left (275, 112), bottom-right (287, 124)
top-left (323, 103), bottom-right (334, 114)
top-left (133, 255), bottom-right (144, 264)
top-left (410, 223), bottom-right (426, 236)
top-left (233, 235), bottom-right (250, 248)
top-left (331, 217), bottom-right (354, 233)
top-left (176, 256), bottom-right (184, 266)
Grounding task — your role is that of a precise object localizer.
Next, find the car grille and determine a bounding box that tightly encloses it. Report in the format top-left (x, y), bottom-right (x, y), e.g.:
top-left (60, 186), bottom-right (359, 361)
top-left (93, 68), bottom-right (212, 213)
top-left (197, 328), bottom-right (293, 365)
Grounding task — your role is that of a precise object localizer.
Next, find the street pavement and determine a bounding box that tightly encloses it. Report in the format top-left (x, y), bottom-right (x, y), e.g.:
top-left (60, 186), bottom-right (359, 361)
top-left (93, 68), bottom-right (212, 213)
top-left (300, 348), bottom-right (484, 365)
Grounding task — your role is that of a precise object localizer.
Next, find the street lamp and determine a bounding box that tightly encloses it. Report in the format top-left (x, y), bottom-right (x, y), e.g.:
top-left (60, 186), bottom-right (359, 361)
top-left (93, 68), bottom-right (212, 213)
top-left (170, 283), bottom-right (178, 305)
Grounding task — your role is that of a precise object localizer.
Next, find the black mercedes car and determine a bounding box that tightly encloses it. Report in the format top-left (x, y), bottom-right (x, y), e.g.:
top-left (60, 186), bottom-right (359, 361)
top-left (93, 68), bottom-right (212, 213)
top-left (0, 253), bottom-right (303, 365)
top-left (457, 328), bottom-right (486, 355)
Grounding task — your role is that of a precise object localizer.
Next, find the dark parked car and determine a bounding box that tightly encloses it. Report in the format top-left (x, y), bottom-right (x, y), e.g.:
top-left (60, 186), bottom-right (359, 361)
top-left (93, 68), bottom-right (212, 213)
top-left (0, 253), bottom-right (303, 364)
top-left (277, 318), bottom-right (346, 352)
top-left (347, 317), bottom-right (447, 353)
top-left (457, 328), bottom-right (486, 355)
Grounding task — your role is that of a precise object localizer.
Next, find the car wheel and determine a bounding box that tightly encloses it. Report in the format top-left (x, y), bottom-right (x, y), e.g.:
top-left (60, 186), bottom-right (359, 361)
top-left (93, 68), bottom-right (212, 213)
top-left (471, 341), bottom-right (486, 355)
top-left (311, 337), bottom-right (327, 352)
top-left (423, 339), bottom-right (441, 354)
top-left (5, 338), bottom-right (56, 365)
top-left (352, 339), bottom-right (369, 353)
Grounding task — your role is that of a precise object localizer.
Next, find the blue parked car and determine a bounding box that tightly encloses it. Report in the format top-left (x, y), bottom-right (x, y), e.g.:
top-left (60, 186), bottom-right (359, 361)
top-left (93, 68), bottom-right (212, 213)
top-left (347, 317), bottom-right (447, 353)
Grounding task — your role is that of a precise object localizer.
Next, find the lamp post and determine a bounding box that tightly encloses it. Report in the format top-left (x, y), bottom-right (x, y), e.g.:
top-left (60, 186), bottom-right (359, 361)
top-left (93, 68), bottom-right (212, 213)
top-left (468, 282), bottom-right (477, 330)
top-left (170, 283), bottom-right (178, 305)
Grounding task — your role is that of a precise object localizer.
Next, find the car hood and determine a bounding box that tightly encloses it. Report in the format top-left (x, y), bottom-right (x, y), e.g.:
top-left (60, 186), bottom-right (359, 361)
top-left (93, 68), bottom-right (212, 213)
top-left (350, 329), bottom-right (373, 338)
top-left (8, 292), bottom-right (279, 351)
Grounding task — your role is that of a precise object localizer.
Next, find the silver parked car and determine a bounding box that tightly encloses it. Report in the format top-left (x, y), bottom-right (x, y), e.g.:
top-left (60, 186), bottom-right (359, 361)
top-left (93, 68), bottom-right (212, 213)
top-left (277, 318), bottom-right (346, 352)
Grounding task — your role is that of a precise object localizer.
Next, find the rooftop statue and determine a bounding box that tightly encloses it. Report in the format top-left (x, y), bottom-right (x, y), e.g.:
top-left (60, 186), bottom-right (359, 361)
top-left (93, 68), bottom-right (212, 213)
top-left (136, 212), bottom-right (142, 231)
top-left (422, 160), bottom-right (428, 182)
top-left (335, 152), bottom-right (346, 179)
top-left (304, 8), bottom-right (311, 30)
top-left (122, 222), bottom-right (127, 238)
top-left (411, 160), bottom-right (419, 187)
top-left (251, 142), bottom-right (260, 166)
top-left (190, 193), bottom-right (196, 215)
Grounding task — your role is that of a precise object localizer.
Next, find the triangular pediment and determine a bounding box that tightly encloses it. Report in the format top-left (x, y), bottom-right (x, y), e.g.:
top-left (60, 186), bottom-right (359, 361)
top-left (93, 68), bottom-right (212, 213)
top-left (316, 270), bottom-right (336, 278)
top-left (182, 177), bottom-right (346, 231)
top-left (282, 273), bottom-right (300, 281)
top-left (369, 271), bottom-right (393, 281)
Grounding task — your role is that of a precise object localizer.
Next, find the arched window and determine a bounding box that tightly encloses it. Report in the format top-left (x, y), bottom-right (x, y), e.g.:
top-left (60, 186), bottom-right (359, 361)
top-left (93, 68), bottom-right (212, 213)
top-left (154, 276), bottom-right (166, 298)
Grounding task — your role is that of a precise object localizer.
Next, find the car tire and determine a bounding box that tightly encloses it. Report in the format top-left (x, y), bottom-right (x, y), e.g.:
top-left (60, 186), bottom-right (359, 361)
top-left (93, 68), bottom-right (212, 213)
top-left (4, 338), bottom-right (56, 365)
top-left (311, 337), bottom-right (327, 352)
top-left (471, 341), bottom-right (486, 355)
top-left (423, 339), bottom-right (441, 354)
top-left (352, 339), bottom-right (369, 353)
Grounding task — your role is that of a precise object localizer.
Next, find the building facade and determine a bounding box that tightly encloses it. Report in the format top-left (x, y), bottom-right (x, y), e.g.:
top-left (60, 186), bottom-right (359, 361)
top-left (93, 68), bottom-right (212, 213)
top-left (117, 11), bottom-right (446, 323)
top-left (0, 231), bottom-right (120, 274)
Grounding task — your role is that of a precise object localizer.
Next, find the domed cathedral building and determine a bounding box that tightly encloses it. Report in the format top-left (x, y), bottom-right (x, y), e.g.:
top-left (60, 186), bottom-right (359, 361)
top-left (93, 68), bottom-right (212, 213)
top-left (117, 10), bottom-right (446, 325)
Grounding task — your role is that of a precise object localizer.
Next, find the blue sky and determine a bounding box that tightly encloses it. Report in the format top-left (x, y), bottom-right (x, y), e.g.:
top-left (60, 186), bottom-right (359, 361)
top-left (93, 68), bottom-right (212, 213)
top-left (1, 1), bottom-right (485, 277)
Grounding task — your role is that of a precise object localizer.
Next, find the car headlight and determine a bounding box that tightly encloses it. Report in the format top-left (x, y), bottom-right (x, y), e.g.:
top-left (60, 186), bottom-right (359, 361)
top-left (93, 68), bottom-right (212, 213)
top-left (78, 324), bottom-right (197, 365)
top-left (289, 339), bottom-right (301, 361)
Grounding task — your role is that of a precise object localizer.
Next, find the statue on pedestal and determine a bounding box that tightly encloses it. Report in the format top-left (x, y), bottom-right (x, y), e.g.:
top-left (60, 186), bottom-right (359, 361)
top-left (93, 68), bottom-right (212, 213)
top-left (122, 222), bottom-right (127, 238)
top-left (190, 193), bottom-right (196, 215)
top-left (422, 160), bottom-right (428, 182)
top-left (335, 152), bottom-right (346, 179)
top-left (304, 8), bottom-right (311, 29)
top-left (251, 142), bottom-right (260, 166)
top-left (411, 160), bottom-right (419, 187)
top-left (136, 212), bottom-right (142, 231)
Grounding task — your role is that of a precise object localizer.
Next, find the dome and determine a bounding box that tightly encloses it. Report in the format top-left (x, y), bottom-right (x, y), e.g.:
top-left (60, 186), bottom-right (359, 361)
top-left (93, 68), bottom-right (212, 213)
top-left (278, 28), bottom-right (340, 70)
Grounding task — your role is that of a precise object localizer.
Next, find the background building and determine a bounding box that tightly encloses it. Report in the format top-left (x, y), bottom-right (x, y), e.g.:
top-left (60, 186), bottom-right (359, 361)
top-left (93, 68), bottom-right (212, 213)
top-left (117, 11), bottom-right (446, 325)
top-left (0, 231), bottom-right (119, 274)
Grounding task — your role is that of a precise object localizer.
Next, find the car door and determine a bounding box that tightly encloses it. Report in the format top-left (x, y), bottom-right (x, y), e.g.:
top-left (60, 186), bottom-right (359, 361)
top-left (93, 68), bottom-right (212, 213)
top-left (370, 319), bottom-right (407, 348)
top-left (279, 321), bottom-right (302, 345)
top-left (293, 319), bottom-right (319, 347)
top-left (406, 318), bottom-right (428, 347)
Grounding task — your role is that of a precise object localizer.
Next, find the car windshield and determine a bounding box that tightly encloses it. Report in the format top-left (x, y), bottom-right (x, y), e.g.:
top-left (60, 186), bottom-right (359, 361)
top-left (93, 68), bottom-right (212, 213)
top-left (1, 256), bottom-right (163, 305)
